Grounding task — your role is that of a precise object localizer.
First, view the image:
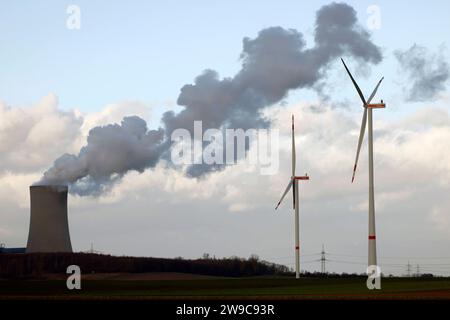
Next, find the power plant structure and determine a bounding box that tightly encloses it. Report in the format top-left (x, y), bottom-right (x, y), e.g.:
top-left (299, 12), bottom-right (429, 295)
top-left (26, 185), bottom-right (73, 253)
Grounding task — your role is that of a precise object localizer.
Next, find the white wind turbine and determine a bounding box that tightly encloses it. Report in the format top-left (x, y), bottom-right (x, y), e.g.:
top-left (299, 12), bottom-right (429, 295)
top-left (275, 115), bottom-right (309, 279)
top-left (341, 58), bottom-right (386, 269)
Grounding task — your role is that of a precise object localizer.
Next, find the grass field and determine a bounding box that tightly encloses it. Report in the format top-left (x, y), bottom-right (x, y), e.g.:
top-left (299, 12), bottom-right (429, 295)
top-left (1, 275), bottom-right (450, 300)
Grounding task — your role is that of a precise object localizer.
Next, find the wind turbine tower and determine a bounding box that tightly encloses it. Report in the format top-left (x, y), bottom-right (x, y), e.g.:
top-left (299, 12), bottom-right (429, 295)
top-left (341, 58), bottom-right (386, 269)
top-left (275, 115), bottom-right (310, 279)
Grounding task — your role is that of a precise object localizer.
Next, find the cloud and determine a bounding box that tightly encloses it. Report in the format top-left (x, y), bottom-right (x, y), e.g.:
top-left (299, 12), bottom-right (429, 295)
top-left (0, 95), bottom-right (157, 196)
top-left (395, 44), bottom-right (449, 102)
top-left (0, 93), bottom-right (162, 197)
top-left (376, 116), bottom-right (450, 186)
top-left (0, 94), bottom-right (82, 173)
top-left (429, 205), bottom-right (450, 234)
top-left (0, 227), bottom-right (12, 238)
top-left (63, 102), bottom-right (450, 221)
top-left (352, 190), bottom-right (412, 212)
top-left (2, 95), bottom-right (449, 216)
top-left (81, 100), bottom-right (152, 134)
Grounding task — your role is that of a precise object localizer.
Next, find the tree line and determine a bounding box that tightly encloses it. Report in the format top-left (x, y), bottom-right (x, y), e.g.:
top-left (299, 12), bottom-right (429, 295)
top-left (0, 252), bottom-right (291, 279)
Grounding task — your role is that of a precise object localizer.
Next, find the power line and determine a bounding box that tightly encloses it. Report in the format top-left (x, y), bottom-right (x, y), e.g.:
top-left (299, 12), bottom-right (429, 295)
top-left (326, 252), bottom-right (450, 261)
top-left (263, 250), bottom-right (450, 276)
top-left (327, 259), bottom-right (367, 266)
top-left (265, 251), bottom-right (450, 262)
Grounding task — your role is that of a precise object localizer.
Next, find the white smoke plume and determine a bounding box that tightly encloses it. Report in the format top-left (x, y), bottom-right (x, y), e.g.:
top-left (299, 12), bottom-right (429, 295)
top-left (164, 2), bottom-right (382, 176)
top-left (37, 2), bottom-right (383, 195)
top-left (37, 116), bottom-right (165, 196)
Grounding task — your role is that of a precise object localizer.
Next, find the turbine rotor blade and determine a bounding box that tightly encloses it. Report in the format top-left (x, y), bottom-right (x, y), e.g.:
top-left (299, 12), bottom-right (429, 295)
top-left (292, 179), bottom-right (296, 210)
top-left (341, 58), bottom-right (367, 106)
top-left (352, 108), bottom-right (368, 183)
top-left (275, 179), bottom-right (293, 210)
top-left (367, 77), bottom-right (384, 104)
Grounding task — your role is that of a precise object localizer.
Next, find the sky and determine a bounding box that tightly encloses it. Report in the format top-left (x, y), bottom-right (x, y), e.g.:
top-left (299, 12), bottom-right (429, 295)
top-left (1, 1), bottom-right (450, 276)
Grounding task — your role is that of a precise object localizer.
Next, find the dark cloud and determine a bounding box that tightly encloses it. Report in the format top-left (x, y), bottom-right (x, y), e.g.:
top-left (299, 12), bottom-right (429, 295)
top-left (395, 44), bottom-right (449, 102)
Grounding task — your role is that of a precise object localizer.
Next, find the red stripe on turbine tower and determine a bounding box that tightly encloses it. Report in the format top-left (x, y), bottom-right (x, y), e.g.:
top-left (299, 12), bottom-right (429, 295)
top-left (295, 246), bottom-right (299, 250)
top-left (369, 236), bottom-right (376, 240)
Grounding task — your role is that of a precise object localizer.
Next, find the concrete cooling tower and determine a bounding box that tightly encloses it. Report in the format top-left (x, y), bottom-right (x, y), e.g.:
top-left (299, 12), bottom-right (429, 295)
top-left (26, 185), bottom-right (73, 253)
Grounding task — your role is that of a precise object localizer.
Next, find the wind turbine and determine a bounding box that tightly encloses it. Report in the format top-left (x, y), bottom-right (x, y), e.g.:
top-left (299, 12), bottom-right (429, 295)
top-left (275, 115), bottom-right (309, 279)
top-left (341, 58), bottom-right (386, 269)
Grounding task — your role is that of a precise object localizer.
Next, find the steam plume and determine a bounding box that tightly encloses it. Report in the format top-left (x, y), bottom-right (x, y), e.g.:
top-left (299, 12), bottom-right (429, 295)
top-left (38, 2), bottom-right (382, 194)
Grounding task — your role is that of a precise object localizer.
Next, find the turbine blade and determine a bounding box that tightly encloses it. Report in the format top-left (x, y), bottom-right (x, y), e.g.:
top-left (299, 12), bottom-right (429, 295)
top-left (292, 179), bottom-right (296, 210)
top-left (275, 179), bottom-right (293, 210)
top-left (341, 58), bottom-right (367, 106)
top-left (352, 108), bottom-right (368, 183)
top-left (367, 77), bottom-right (384, 104)
top-left (292, 115), bottom-right (296, 177)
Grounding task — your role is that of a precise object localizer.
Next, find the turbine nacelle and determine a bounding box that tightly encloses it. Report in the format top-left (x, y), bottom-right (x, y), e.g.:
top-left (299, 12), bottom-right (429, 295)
top-left (367, 101), bottom-right (386, 109)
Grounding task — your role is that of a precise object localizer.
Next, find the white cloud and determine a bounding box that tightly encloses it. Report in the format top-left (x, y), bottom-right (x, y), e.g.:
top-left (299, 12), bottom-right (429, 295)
top-left (0, 226), bottom-right (13, 239)
top-left (429, 205), bottom-right (450, 234)
top-left (352, 190), bottom-right (413, 212)
top-left (0, 94), bottom-right (82, 172)
top-left (0, 172), bottom-right (40, 208)
top-left (69, 101), bottom-right (450, 227)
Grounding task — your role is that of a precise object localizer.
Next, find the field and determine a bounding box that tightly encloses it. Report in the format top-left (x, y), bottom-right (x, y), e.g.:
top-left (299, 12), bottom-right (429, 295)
top-left (1, 274), bottom-right (450, 300)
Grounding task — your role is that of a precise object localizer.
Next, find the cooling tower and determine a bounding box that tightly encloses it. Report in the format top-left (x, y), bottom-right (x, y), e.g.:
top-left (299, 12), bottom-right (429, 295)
top-left (26, 185), bottom-right (72, 253)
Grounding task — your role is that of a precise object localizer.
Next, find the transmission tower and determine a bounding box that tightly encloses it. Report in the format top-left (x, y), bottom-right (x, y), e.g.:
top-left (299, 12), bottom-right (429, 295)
top-left (86, 242), bottom-right (102, 254)
top-left (321, 244), bottom-right (326, 274)
top-left (406, 261), bottom-right (411, 277)
top-left (416, 264), bottom-right (420, 277)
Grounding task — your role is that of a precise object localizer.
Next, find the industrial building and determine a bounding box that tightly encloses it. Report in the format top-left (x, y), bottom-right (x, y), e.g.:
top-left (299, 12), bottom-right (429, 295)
top-left (26, 185), bottom-right (73, 253)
